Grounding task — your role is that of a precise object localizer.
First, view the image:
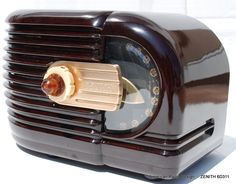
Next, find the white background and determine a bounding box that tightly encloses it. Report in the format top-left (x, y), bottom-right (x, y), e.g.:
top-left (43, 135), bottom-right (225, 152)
top-left (0, 0), bottom-right (235, 184)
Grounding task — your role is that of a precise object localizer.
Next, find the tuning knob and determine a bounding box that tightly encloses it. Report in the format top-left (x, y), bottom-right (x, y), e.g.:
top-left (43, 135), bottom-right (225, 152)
top-left (41, 61), bottom-right (123, 111)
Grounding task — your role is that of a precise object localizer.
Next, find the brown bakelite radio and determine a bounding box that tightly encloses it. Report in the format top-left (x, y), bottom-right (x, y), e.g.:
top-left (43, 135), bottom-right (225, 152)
top-left (4, 10), bottom-right (229, 180)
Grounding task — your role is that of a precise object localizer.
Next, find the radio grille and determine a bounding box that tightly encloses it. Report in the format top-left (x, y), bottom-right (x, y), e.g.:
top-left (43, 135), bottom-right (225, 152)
top-left (5, 23), bottom-right (104, 143)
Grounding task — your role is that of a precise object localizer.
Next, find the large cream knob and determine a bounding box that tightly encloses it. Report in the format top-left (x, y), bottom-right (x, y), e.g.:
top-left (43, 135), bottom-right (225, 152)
top-left (41, 61), bottom-right (123, 111)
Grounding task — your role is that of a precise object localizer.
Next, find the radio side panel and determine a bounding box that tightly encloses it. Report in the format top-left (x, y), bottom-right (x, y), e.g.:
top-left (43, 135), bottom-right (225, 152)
top-left (102, 12), bottom-right (229, 137)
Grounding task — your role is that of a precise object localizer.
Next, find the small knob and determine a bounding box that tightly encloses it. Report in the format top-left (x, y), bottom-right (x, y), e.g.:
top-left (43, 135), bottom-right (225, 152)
top-left (41, 74), bottom-right (65, 96)
top-left (41, 65), bottom-right (75, 102)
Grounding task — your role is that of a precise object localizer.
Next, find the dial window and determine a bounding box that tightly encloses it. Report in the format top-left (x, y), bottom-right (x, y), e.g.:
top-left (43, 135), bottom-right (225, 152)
top-left (104, 37), bottom-right (161, 134)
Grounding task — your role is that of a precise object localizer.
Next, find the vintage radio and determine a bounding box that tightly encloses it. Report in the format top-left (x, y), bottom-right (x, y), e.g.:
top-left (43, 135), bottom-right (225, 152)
top-left (4, 10), bottom-right (229, 180)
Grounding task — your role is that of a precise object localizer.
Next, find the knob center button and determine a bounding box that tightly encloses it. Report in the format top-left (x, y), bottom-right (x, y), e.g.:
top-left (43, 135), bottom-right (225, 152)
top-left (41, 74), bottom-right (65, 96)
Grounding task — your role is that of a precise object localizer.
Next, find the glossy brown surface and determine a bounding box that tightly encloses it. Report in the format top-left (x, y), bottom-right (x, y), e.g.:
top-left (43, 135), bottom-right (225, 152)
top-left (4, 10), bottom-right (229, 178)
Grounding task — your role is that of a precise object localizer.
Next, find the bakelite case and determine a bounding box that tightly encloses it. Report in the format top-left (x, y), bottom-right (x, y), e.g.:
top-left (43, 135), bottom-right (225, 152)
top-left (4, 10), bottom-right (229, 179)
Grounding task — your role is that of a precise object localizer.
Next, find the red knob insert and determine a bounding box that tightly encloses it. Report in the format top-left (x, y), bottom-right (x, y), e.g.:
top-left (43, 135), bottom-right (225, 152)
top-left (41, 74), bottom-right (65, 96)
